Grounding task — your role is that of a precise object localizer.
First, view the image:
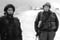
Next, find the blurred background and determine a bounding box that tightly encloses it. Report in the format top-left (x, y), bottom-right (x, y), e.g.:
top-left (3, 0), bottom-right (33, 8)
top-left (0, 0), bottom-right (60, 40)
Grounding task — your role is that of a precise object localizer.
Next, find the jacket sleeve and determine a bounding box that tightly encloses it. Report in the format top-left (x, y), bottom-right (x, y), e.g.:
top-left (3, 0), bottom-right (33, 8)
top-left (34, 12), bottom-right (41, 33)
top-left (54, 13), bottom-right (59, 32)
top-left (15, 18), bottom-right (22, 40)
top-left (17, 22), bottom-right (22, 40)
top-left (0, 17), bottom-right (2, 33)
top-left (0, 17), bottom-right (3, 40)
top-left (51, 13), bottom-right (59, 32)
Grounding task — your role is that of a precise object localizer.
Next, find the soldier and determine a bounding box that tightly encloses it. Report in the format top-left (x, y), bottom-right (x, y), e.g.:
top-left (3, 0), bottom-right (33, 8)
top-left (0, 4), bottom-right (22, 40)
top-left (35, 2), bottom-right (59, 40)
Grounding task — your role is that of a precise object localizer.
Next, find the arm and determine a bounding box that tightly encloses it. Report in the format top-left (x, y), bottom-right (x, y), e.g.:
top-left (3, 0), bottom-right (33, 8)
top-left (35, 12), bottom-right (42, 33)
top-left (0, 17), bottom-right (3, 40)
top-left (15, 18), bottom-right (22, 40)
top-left (51, 13), bottom-right (59, 32)
top-left (54, 13), bottom-right (59, 32)
top-left (17, 22), bottom-right (22, 40)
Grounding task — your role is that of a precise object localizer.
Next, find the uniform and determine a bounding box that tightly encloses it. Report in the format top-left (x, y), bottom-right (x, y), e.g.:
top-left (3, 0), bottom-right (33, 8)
top-left (35, 10), bottom-right (59, 40)
top-left (0, 16), bottom-right (22, 40)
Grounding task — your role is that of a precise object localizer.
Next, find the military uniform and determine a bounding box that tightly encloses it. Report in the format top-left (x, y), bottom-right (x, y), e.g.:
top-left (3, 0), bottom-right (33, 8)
top-left (35, 10), bottom-right (59, 40)
top-left (0, 16), bottom-right (22, 40)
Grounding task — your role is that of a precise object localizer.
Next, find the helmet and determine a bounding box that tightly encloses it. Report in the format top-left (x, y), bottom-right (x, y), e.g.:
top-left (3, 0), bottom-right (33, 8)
top-left (43, 2), bottom-right (51, 8)
top-left (4, 4), bottom-right (15, 13)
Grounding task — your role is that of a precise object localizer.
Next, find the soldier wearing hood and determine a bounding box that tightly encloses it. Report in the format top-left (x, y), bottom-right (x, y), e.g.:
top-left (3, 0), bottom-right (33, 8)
top-left (35, 2), bottom-right (59, 40)
top-left (0, 4), bottom-right (22, 40)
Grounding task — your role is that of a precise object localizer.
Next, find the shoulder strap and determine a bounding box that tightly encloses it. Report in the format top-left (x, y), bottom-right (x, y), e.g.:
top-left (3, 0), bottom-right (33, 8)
top-left (42, 12), bottom-right (51, 22)
top-left (39, 12), bottom-right (43, 21)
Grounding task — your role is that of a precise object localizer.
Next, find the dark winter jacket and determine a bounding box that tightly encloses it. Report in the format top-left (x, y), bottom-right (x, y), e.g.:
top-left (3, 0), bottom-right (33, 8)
top-left (35, 10), bottom-right (59, 33)
top-left (0, 16), bottom-right (22, 40)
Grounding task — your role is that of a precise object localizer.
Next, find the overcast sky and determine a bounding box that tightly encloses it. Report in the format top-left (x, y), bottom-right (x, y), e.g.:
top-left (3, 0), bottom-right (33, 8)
top-left (0, 0), bottom-right (60, 15)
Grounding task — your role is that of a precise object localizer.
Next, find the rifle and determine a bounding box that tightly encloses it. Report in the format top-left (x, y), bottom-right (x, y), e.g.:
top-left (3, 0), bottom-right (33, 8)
top-left (35, 35), bottom-right (39, 40)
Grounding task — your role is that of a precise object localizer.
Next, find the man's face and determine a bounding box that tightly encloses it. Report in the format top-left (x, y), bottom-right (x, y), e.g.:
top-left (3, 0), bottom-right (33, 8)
top-left (44, 6), bottom-right (50, 12)
top-left (7, 8), bottom-right (14, 15)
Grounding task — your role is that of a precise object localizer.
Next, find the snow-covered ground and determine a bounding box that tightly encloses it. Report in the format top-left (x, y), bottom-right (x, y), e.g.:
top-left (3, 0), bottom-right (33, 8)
top-left (14, 10), bottom-right (60, 40)
top-left (15, 10), bottom-right (39, 40)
